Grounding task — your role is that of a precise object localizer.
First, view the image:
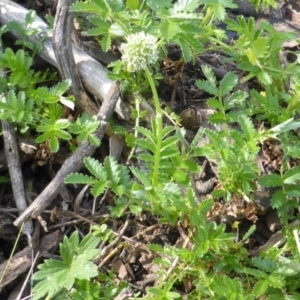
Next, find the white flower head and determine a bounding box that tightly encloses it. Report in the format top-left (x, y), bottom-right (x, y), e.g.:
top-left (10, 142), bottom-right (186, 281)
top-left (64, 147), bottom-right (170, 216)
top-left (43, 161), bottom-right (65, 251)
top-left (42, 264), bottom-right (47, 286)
top-left (120, 32), bottom-right (159, 72)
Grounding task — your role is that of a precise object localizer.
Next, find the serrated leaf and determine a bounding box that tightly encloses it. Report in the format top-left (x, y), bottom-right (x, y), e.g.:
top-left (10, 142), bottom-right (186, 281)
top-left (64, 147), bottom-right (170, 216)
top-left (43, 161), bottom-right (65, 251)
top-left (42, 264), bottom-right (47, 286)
top-left (50, 135), bottom-right (59, 152)
top-left (88, 134), bottom-right (100, 147)
top-left (258, 174), bottom-right (282, 187)
top-left (252, 280), bottom-right (268, 297)
top-left (109, 23), bottom-right (125, 36)
top-left (239, 115), bottom-right (256, 141)
top-left (160, 146), bottom-right (179, 159)
top-left (180, 158), bottom-right (199, 172)
top-left (178, 37), bottom-right (191, 62)
top-left (173, 0), bottom-right (201, 12)
top-left (104, 156), bottom-right (121, 185)
top-left (64, 173), bottom-right (96, 185)
top-left (267, 274), bottom-right (285, 288)
top-left (179, 31), bottom-right (203, 52)
top-left (159, 21), bottom-right (179, 40)
top-left (196, 79), bottom-right (219, 96)
top-left (247, 48), bottom-right (256, 65)
top-left (84, 157), bottom-right (107, 181)
top-left (208, 112), bottom-right (226, 124)
top-left (252, 37), bottom-right (268, 58)
top-left (146, 0), bottom-right (172, 11)
top-left (138, 152), bottom-right (154, 162)
top-left (286, 185), bottom-right (300, 197)
top-left (129, 204), bottom-right (143, 214)
top-left (135, 139), bottom-right (156, 153)
top-left (101, 34), bottom-right (111, 52)
top-left (214, 3), bottom-right (226, 20)
top-left (35, 131), bottom-right (52, 143)
top-left (173, 169), bottom-right (189, 184)
top-left (55, 129), bottom-right (72, 140)
top-left (160, 135), bottom-right (179, 151)
top-left (136, 126), bottom-right (156, 144)
top-left (270, 190), bottom-right (286, 209)
top-left (257, 70), bottom-right (272, 85)
top-left (127, 0), bottom-right (140, 10)
top-left (207, 98), bottom-right (223, 109)
top-left (283, 165), bottom-right (300, 184)
top-left (87, 16), bottom-right (110, 32)
top-left (219, 72), bottom-right (238, 96)
top-left (25, 10), bottom-right (36, 27)
top-left (70, 2), bottom-right (103, 14)
top-left (130, 166), bottom-right (151, 188)
top-left (91, 181), bottom-right (107, 197)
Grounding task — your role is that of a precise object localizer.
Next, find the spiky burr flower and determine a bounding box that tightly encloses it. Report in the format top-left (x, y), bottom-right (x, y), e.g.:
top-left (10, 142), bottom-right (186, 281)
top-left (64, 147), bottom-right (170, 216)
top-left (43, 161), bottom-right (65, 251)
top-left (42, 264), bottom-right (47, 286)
top-left (120, 32), bottom-right (159, 72)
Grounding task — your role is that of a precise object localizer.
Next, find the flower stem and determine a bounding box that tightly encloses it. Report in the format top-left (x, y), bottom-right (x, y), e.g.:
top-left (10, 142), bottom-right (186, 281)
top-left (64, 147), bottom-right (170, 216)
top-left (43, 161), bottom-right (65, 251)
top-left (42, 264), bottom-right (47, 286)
top-left (144, 67), bottom-right (163, 187)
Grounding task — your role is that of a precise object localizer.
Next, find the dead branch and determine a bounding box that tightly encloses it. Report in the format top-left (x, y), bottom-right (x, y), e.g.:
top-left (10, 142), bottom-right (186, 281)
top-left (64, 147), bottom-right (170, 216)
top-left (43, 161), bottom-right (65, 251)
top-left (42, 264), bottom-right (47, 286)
top-left (53, 0), bottom-right (95, 113)
top-left (2, 121), bottom-right (33, 236)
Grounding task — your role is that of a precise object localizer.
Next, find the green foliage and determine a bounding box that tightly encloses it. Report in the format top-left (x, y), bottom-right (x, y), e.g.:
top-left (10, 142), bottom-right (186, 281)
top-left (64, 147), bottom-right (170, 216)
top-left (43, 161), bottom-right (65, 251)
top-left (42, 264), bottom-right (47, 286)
top-left (65, 156), bottom-right (131, 198)
top-left (2, 2), bottom-right (299, 300)
top-left (71, 0), bottom-right (236, 63)
top-left (249, 0), bottom-right (277, 10)
top-left (36, 118), bottom-right (72, 152)
top-left (69, 280), bottom-right (101, 300)
top-left (32, 231), bottom-right (101, 300)
top-left (223, 16), bottom-right (298, 88)
top-left (69, 112), bottom-right (101, 146)
top-left (195, 66), bottom-right (262, 198)
top-left (258, 163), bottom-right (300, 223)
top-left (0, 18), bottom-right (98, 151)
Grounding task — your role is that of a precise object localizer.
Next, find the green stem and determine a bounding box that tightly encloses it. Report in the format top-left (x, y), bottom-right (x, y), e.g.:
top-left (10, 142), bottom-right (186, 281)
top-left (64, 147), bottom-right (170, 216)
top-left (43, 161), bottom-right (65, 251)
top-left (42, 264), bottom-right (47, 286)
top-left (144, 67), bottom-right (163, 187)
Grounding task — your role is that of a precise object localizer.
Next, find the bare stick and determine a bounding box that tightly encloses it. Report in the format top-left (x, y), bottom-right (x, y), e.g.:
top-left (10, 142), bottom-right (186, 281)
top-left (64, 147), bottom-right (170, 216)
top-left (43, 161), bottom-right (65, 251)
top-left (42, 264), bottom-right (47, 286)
top-left (2, 121), bottom-right (33, 236)
top-left (13, 82), bottom-right (120, 227)
top-left (53, 0), bottom-right (96, 113)
top-left (15, 251), bottom-right (39, 300)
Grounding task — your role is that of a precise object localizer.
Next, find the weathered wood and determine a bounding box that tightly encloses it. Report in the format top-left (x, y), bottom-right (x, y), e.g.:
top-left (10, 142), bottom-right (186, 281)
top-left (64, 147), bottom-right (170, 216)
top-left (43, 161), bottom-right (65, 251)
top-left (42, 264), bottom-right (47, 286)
top-left (0, 0), bottom-right (131, 120)
top-left (53, 0), bottom-right (97, 114)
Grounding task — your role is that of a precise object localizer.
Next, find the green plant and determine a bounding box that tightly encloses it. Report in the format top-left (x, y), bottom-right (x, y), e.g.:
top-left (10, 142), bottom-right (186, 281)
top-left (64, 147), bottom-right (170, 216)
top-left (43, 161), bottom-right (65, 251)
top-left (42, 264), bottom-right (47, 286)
top-left (65, 27), bottom-right (203, 222)
top-left (0, 12), bottom-right (101, 153)
top-left (0, 48), bottom-right (100, 152)
top-left (258, 164), bottom-right (300, 224)
top-left (1, 1), bottom-right (299, 299)
top-left (220, 16), bottom-right (299, 89)
top-left (32, 231), bottom-right (101, 300)
top-left (194, 66), bottom-right (261, 199)
top-left (249, 0), bottom-right (277, 10)
top-left (71, 0), bottom-right (231, 62)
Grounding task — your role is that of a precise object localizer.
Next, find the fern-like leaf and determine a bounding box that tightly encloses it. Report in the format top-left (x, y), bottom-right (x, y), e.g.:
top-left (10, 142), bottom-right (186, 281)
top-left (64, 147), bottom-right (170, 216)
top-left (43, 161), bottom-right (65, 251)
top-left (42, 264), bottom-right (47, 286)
top-left (70, 2), bottom-right (104, 14)
top-left (252, 257), bottom-right (277, 273)
top-left (83, 157), bottom-right (107, 182)
top-left (104, 156), bottom-right (121, 186)
top-left (196, 79), bottom-right (219, 96)
top-left (252, 279), bottom-right (268, 298)
top-left (136, 126), bottom-right (156, 144)
top-left (238, 115), bottom-right (256, 141)
top-left (130, 166), bottom-right (152, 188)
top-left (64, 173), bottom-right (96, 185)
top-left (258, 174), bottom-right (282, 187)
top-left (219, 72), bottom-right (238, 96)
